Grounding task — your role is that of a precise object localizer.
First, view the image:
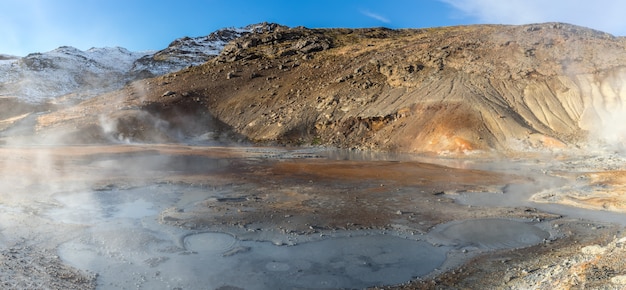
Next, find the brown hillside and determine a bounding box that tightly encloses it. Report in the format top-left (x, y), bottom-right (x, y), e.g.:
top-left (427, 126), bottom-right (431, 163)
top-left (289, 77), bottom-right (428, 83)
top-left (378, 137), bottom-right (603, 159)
top-left (35, 23), bottom-right (626, 154)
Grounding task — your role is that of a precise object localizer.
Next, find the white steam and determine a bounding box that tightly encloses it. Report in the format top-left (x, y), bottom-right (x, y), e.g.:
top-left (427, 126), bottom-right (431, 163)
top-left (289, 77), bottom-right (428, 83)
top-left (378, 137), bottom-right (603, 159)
top-left (98, 114), bottom-right (118, 135)
top-left (571, 68), bottom-right (626, 151)
top-left (592, 104), bottom-right (626, 150)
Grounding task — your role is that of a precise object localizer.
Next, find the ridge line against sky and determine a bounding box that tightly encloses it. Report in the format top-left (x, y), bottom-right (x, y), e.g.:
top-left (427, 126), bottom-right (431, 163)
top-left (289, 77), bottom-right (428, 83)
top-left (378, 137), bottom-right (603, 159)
top-left (2, 0), bottom-right (626, 56)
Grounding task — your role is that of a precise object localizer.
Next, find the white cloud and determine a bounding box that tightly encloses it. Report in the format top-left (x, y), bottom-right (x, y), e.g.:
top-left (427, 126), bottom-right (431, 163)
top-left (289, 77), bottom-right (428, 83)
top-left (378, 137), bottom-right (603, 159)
top-left (441, 0), bottom-right (626, 36)
top-left (361, 10), bottom-right (391, 24)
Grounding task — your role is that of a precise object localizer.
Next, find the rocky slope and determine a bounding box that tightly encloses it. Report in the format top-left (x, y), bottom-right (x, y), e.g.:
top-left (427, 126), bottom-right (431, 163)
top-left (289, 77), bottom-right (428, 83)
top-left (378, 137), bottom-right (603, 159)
top-left (31, 22), bottom-right (626, 154)
top-left (129, 23), bottom-right (270, 78)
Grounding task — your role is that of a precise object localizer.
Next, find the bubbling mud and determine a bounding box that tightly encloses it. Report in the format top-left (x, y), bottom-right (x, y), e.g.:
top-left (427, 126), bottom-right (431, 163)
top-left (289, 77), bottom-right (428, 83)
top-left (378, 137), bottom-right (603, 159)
top-left (183, 232), bottom-right (239, 254)
top-left (51, 184), bottom-right (550, 289)
top-left (181, 232), bottom-right (451, 289)
top-left (430, 219), bottom-right (550, 250)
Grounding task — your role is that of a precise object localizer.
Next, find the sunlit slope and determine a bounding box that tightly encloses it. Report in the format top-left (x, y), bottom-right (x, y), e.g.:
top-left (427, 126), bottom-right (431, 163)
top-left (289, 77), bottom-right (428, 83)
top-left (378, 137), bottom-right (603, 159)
top-left (35, 23), bottom-right (626, 153)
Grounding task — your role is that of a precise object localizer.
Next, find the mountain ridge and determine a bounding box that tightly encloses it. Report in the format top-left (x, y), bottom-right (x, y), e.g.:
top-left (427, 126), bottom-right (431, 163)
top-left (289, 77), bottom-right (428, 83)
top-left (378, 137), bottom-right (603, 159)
top-left (7, 22), bottom-right (626, 154)
top-left (0, 23), bottom-right (274, 103)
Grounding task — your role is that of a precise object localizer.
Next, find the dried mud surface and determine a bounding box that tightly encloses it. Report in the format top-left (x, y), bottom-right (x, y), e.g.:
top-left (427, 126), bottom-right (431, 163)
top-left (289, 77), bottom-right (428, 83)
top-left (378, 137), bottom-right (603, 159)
top-left (0, 144), bottom-right (624, 289)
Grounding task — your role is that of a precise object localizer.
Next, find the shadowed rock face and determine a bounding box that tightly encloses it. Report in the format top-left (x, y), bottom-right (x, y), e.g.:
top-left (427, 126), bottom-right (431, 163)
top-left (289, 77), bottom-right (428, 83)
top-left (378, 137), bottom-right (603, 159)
top-left (24, 23), bottom-right (626, 154)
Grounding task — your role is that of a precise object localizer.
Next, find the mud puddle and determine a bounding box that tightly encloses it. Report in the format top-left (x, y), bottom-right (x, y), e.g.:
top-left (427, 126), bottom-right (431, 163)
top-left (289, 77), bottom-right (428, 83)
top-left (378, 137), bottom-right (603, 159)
top-left (48, 184), bottom-right (550, 289)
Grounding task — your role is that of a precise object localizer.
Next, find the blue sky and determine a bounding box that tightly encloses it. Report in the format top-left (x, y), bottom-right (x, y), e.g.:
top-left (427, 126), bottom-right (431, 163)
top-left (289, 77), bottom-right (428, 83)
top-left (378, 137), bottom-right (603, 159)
top-left (2, 0), bottom-right (626, 56)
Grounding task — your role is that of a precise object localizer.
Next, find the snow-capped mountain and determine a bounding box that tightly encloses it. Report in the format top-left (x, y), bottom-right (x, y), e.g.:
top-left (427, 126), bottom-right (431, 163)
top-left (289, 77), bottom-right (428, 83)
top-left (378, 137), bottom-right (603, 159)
top-left (0, 46), bottom-right (148, 103)
top-left (0, 24), bottom-right (265, 103)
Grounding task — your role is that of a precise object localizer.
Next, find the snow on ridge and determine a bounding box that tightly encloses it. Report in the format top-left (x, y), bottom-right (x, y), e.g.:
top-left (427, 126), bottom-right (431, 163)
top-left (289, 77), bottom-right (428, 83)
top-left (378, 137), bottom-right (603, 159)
top-left (0, 23), bottom-right (277, 103)
top-left (44, 46), bottom-right (149, 71)
top-left (0, 46), bottom-right (151, 103)
top-left (130, 25), bottom-right (256, 76)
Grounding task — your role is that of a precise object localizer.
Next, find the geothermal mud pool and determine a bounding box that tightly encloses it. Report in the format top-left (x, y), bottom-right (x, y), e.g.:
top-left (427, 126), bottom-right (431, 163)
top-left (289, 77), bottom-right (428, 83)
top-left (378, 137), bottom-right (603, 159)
top-left (49, 186), bottom-right (549, 289)
top-left (0, 145), bottom-right (623, 289)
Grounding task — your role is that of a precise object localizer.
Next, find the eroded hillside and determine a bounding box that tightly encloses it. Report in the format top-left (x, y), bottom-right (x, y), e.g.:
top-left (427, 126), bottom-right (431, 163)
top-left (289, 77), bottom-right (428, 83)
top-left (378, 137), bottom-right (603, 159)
top-left (34, 23), bottom-right (626, 154)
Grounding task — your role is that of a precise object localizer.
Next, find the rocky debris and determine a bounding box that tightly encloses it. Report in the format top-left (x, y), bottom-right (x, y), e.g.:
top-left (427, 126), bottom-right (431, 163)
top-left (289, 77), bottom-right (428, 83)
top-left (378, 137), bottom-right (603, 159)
top-left (504, 232), bottom-right (626, 289)
top-left (216, 24), bottom-right (332, 62)
top-left (0, 245), bottom-right (96, 289)
top-left (129, 24), bottom-right (262, 77)
top-left (376, 221), bottom-right (625, 289)
top-left (162, 90), bottom-right (176, 97)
